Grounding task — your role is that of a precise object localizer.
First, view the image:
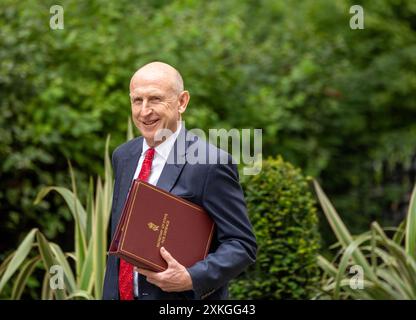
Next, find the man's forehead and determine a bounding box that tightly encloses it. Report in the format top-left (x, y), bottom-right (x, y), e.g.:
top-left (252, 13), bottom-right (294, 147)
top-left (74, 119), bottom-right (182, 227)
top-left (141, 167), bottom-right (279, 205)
top-left (130, 72), bottom-right (174, 92)
top-left (129, 86), bottom-right (165, 97)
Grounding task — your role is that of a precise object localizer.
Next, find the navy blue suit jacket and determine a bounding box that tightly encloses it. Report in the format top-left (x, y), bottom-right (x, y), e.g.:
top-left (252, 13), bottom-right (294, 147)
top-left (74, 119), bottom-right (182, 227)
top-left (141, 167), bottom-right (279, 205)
top-left (102, 127), bottom-right (257, 300)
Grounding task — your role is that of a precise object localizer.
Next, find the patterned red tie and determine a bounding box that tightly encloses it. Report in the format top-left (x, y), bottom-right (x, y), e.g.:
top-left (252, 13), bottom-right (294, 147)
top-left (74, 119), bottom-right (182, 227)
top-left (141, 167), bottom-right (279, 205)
top-left (119, 148), bottom-right (155, 300)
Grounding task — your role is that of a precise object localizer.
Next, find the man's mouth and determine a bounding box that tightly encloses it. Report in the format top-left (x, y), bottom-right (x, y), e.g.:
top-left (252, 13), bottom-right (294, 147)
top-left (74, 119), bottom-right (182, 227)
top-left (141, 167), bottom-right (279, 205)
top-left (142, 119), bottom-right (159, 126)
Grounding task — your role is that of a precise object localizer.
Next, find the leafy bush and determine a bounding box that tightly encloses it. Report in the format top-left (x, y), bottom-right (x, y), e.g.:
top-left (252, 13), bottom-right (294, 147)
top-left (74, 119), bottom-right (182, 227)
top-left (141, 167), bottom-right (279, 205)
top-left (0, 137), bottom-right (112, 299)
top-left (230, 157), bottom-right (321, 299)
top-left (315, 181), bottom-right (416, 299)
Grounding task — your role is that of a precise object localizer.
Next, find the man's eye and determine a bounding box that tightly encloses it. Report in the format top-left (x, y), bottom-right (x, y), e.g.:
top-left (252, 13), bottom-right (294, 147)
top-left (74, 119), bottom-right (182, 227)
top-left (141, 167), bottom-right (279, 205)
top-left (133, 99), bottom-right (143, 104)
top-left (151, 97), bottom-right (161, 102)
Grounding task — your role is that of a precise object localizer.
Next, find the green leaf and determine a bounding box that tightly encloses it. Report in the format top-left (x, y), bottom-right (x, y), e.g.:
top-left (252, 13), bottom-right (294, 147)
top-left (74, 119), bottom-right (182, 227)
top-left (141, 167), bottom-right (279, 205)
top-left (49, 243), bottom-right (77, 294)
top-left (405, 184), bottom-right (416, 259)
top-left (34, 184), bottom-right (88, 280)
top-left (41, 272), bottom-right (52, 300)
top-left (393, 220), bottom-right (406, 245)
top-left (127, 117), bottom-right (134, 141)
top-left (93, 177), bottom-right (106, 298)
top-left (34, 186), bottom-right (87, 236)
top-left (0, 252), bottom-right (16, 278)
top-left (36, 232), bottom-right (66, 300)
top-left (317, 255), bottom-right (338, 278)
top-left (333, 233), bottom-right (372, 299)
top-left (0, 229), bottom-right (38, 293)
top-left (66, 290), bottom-right (94, 300)
top-left (78, 242), bottom-right (95, 293)
top-left (313, 180), bottom-right (375, 280)
top-left (11, 256), bottom-right (41, 300)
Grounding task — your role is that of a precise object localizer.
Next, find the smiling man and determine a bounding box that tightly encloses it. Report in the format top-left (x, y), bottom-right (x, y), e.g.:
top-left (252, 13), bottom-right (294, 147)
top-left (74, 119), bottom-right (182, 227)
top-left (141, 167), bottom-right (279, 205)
top-left (102, 61), bottom-right (257, 300)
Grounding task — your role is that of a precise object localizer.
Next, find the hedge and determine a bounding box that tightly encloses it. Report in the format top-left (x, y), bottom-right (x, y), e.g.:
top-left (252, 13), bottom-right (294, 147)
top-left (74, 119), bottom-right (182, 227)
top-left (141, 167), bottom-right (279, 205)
top-left (230, 156), bottom-right (321, 299)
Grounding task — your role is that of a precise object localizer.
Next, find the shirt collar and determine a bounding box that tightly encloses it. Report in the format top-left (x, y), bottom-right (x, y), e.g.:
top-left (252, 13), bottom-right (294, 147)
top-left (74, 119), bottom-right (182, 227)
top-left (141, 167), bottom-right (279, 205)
top-left (141, 122), bottom-right (182, 160)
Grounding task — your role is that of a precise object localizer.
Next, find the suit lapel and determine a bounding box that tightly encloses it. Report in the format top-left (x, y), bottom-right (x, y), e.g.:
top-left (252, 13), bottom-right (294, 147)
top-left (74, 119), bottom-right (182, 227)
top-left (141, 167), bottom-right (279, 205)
top-left (156, 126), bottom-right (191, 192)
top-left (117, 138), bottom-right (143, 215)
top-left (156, 161), bottom-right (185, 192)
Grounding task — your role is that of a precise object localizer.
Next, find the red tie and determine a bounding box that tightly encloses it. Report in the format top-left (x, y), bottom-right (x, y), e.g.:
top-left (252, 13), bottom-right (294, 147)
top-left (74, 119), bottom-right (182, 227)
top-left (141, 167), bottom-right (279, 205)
top-left (119, 148), bottom-right (155, 300)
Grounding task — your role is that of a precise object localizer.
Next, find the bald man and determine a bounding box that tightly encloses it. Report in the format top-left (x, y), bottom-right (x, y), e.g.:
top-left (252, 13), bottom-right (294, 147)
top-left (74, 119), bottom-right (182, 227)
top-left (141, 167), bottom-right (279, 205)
top-left (102, 62), bottom-right (257, 300)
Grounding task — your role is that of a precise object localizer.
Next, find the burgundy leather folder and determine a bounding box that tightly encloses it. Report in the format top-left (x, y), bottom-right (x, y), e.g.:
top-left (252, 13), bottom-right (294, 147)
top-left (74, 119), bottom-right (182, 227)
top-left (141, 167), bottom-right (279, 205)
top-left (108, 180), bottom-right (215, 272)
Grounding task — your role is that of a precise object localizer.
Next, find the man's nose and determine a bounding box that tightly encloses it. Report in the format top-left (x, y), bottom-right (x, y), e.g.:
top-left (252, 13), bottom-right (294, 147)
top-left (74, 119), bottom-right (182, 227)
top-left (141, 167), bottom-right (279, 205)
top-left (141, 100), bottom-right (153, 116)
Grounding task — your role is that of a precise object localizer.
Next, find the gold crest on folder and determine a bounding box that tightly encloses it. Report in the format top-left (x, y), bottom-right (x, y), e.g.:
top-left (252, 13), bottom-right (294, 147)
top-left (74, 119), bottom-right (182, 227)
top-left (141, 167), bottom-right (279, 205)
top-left (147, 222), bottom-right (159, 232)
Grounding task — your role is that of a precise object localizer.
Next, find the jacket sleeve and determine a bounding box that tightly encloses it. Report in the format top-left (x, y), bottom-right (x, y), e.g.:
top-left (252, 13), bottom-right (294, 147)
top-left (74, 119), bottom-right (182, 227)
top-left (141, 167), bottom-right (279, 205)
top-left (186, 158), bottom-right (257, 299)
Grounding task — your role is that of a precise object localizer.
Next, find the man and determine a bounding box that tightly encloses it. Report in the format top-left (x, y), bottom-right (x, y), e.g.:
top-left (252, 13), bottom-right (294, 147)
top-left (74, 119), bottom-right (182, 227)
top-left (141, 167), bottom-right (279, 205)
top-left (102, 61), bottom-right (257, 300)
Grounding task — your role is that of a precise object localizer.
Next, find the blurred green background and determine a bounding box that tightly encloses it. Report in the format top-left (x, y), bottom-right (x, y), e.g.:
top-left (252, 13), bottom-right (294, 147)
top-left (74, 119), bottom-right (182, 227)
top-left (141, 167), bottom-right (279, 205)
top-left (1, 0), bottom-right (415, 299)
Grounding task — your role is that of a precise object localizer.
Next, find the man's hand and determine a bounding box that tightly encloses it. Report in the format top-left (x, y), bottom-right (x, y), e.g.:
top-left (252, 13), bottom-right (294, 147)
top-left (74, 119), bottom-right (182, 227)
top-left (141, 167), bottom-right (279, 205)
top-left (135, 247), bottom-right (193, 292)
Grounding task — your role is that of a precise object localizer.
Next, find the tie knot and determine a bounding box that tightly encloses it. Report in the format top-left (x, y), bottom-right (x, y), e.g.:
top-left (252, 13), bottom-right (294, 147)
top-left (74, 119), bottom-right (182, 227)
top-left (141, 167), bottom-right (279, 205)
top-left (137, 148), bottom-right (155, 182)
top-left (145, 148), bottom-right (155, 161)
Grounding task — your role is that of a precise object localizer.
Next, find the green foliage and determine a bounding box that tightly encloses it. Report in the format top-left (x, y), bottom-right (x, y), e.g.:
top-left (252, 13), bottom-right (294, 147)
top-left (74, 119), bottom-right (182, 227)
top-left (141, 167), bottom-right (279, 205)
top-left (0, 137), bottom-right (112, 299)
top-left (1, 0), bottom-right (416, 294)
top-left (315, 181), bottom-right (416, 299)
top-left (230, 157), bottom-right (321, 299)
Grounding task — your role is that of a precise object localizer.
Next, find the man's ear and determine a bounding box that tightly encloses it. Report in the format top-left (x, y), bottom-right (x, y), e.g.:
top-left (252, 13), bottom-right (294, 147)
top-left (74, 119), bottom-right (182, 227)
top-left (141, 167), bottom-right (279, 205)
top-left (178, 90), bottom-right (190, 114)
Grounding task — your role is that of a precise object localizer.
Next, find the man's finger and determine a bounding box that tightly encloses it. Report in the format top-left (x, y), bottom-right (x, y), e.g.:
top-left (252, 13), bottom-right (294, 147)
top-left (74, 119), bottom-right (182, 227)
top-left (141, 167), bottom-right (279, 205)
top-left (136, 268), bottom-right (155, 277)
top-left (160, 247), bottom-right (178, 266)
top-left (144, 276), bottom-right (160, 287)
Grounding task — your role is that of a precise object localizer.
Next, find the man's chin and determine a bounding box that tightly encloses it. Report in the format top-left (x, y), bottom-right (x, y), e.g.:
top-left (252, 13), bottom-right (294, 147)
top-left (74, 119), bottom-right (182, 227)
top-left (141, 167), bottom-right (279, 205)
top-left (139, 124), bottom-right (175, 142)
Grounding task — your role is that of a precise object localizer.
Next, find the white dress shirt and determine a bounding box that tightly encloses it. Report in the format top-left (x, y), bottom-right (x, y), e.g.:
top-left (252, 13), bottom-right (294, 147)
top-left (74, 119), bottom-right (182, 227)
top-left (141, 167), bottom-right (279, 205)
top-left (132, 122), bottom-right (182, 298)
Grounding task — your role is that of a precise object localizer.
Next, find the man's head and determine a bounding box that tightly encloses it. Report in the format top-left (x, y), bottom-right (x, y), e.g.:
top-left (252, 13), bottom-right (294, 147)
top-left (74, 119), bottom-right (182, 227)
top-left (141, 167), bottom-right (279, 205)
top-left (129, 61), bottom-right (190, 147)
